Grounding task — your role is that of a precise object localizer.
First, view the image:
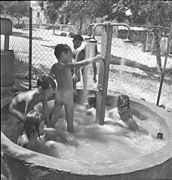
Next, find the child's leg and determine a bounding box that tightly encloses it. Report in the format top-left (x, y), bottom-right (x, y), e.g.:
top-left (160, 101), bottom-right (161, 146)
top-left (51, 101), bottom-right (63, 127)
top-left (51, 91), bottom-right (63, 127)
top-left (64, 93), bottom-right (74, 133)
top-left (64, 104), bottom-right (74, 133)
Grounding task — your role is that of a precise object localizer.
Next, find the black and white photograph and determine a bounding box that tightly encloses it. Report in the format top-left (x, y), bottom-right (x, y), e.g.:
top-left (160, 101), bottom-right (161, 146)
top-left (1, 1), bottom-right (172, 179)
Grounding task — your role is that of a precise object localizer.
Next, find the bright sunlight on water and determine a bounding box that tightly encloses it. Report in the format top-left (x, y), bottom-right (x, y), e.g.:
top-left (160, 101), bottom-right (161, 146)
top-left (50, 104), bottom-right (167, 164)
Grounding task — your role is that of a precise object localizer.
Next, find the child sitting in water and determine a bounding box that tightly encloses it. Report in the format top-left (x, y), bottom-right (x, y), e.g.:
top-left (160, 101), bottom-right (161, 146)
top-left (17, 111), bottom-right (78, 157)
top-left (106, 94), bottom-right (139, 132)
top-left (9, 75), bottom-right (56, 127)
top-left (49, 44), bottom-right (103, 132)
top-left (17, 111), bottom-right (68, 155)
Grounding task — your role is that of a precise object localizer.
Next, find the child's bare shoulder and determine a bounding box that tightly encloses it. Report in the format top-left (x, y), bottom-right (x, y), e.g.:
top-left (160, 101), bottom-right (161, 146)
top-left (13, 91), bottom-right (30, 102)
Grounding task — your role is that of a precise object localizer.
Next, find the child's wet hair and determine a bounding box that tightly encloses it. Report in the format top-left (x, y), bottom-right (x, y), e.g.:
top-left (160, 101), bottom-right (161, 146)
top-left (37, 75), bottom-right (56, 90)
top-left (24, 111), bottom-right (45, 140)
top-left (117, 94), bottom-right (130, 108)
top-left (54, 44), bottom-right (71, 59)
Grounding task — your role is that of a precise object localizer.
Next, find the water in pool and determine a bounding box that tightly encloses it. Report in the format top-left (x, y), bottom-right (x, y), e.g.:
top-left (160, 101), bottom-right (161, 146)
top-left (49, 104), bottom-right (167, 164)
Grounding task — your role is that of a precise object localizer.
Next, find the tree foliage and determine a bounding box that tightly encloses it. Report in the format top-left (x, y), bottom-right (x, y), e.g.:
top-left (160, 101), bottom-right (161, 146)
top-left (0, 1), bottom-right (29, 18)
top-left (38, 0), bottom-right (65, 24)
top-left (141, 1), bottom-right (172, 27)
top-left (111, 0), bottom-right (172, 71)
top-left (60, 0), bottom-right (115, 21)
top-left (111, 0), bottom-right (172, 26)
top-left (59, 0), bottom-right (115, 33)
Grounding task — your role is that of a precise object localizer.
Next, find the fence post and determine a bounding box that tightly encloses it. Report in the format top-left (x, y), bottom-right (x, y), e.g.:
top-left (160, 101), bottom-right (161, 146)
top-left (29, 7), bottom-right (32, 90)
top-left (156, 22), bottom-right (172, 106)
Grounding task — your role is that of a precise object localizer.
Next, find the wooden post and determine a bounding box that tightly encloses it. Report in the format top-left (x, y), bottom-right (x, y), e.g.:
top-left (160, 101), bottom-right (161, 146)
top-left (96, 23), bottom-right (113, 124)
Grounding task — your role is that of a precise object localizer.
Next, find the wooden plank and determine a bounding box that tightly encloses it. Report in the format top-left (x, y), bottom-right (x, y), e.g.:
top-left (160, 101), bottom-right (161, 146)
top-left (96, 23), bottom-right (113, 124)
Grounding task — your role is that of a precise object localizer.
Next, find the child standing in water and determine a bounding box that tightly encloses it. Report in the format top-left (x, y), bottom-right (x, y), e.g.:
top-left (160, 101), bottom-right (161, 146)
top-left (107, 94), bottom-right (139, 132)
top-left (49, 44), bottom-right (103, 132)
top-left (9, 75), bottom-right (56, 127)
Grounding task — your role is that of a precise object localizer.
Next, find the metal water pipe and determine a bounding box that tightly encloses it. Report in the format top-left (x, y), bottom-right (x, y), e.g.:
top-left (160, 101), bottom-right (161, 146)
top-left (88, 38), bottom-right (97, 57)
top-left (92, 23), bottom-right (131, 41)
top-left (111, 23), bottom-right (131, 41)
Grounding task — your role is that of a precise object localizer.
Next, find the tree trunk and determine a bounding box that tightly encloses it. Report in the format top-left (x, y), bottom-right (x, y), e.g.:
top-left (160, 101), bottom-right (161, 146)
top-left (78, 17), bottom-right (83, 35)
top-left (52, 19), bottom-right (56, 35)
top-left (153, 29), bottom-right (162, 71)
top-left (53, 24), bottom-right (55, 35)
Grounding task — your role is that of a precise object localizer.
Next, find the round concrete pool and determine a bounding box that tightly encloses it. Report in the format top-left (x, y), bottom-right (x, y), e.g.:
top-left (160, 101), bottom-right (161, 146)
top-left (1, 90), bottom-right (172, 180)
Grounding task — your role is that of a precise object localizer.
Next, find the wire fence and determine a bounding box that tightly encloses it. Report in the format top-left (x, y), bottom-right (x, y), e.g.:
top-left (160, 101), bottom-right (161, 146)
top-left (1, 8), bottom-right (172, 108)
top-left (0, 14), bottom-right (30, 87)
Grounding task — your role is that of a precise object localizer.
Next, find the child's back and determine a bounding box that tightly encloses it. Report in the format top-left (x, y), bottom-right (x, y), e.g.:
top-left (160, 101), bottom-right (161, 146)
top-left (50, 63), bottom-right (73, 92)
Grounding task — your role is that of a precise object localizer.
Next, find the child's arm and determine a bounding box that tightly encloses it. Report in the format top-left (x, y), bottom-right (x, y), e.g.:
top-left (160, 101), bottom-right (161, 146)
top-left (9, 98), bottom-right (25, 122)
top-left (63, 55), bottom-right (104, 68)
top-left (42, 100), bottom-right (50, 127)
top-left (49, 64), bottom-right (56, 78)
top-left (127, 117), bottom-right (139, 132)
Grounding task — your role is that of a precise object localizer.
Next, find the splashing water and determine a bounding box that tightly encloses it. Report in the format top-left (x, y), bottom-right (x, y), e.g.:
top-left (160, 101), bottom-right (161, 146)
top-left (50, 105), bottom-right (167, 164)
top-left (119, 41), bottom-right (128, 74)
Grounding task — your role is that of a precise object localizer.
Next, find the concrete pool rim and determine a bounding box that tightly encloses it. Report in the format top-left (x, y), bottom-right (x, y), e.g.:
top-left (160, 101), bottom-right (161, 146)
top-left (1, 91), bottom-right (172, 176)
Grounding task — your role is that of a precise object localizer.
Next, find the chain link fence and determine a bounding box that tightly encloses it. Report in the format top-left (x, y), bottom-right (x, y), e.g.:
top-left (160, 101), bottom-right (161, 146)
top-left (1, 7), bottom-right (171, 108)
top-left (28, 9), bottom-right (77, 87)
top-left (110, 25), bottom-right (172, 108)
top-left (90, 25), bottom-right (172, 108)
